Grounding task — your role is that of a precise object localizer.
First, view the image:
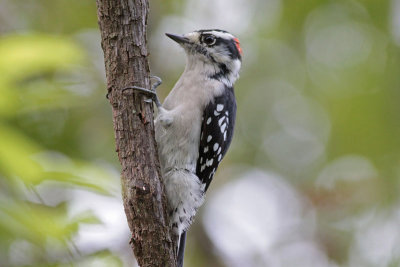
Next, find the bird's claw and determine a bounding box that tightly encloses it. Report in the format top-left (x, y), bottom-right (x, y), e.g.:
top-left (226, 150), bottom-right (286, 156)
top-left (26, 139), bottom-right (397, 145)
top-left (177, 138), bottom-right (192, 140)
top-left (121, 76), bottom-right (163, 108)
top-left (150, 75), bottom-right (162, 91)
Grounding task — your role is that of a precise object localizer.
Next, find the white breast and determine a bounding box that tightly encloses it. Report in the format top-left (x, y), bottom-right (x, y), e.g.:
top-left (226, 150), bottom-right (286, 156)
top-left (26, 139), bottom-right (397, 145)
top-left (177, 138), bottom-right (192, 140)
top-left (155, 66), bottom-right (225, 174)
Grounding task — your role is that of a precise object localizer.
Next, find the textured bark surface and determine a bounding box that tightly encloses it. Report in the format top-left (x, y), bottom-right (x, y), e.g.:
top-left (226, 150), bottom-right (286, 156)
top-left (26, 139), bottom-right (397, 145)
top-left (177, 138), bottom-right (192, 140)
top-left (95, 1), bottom-right (176, 266)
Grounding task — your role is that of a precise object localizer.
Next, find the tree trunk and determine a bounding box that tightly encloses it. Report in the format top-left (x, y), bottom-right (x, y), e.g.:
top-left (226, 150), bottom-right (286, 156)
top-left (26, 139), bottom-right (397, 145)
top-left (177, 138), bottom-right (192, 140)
top-left (95, 1), bottom-right (176, 266)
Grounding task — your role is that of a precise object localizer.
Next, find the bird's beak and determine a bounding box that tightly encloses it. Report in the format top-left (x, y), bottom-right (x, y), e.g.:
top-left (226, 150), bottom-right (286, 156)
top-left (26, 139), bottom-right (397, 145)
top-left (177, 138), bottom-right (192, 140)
top-left (165, 33), bottom-right (190, 44)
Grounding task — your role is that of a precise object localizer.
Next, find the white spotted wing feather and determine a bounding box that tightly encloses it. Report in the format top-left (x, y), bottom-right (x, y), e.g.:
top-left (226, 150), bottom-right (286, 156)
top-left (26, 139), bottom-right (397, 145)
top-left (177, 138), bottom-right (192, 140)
top-left (196, 86), bottom-right (236, 191)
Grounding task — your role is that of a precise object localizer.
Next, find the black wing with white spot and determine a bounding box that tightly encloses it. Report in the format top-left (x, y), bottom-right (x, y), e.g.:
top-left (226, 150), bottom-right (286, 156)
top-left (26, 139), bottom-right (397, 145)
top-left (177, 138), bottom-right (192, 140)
top-left (195, 86), bottom-right (236, 192)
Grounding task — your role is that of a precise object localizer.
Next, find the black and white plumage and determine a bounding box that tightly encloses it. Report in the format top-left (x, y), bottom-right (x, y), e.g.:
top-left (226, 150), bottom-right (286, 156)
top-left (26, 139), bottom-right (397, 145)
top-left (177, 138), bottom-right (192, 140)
top-left (196, 86), bottom-right (236, 192)
top-left (153, 29), bottom-right (242, 266)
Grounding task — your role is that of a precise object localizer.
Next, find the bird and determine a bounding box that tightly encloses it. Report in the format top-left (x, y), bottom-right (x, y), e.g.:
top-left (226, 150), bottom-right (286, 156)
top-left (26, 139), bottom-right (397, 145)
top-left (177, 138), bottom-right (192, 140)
top-left (126, 29), bottom-right (242, 266)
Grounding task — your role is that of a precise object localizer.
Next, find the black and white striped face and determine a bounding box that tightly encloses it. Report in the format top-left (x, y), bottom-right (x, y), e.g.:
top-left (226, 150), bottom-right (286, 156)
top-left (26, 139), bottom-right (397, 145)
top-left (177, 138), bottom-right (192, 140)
top-left (166, 29), bottom-right (242, 85)
top-left (166, 29), bottom-right (242, 62)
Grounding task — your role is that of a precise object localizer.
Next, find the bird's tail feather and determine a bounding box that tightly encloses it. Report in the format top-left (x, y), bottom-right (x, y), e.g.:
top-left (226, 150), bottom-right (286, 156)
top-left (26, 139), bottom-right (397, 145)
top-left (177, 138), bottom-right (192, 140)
top-left (177, 231), bottom-right (187, 267)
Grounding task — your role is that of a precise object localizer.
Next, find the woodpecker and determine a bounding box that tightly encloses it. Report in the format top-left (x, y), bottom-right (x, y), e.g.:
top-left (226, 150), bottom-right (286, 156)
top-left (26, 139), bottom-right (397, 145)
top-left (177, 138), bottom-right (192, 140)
top-left (126, 29), bottom-right (242, 266)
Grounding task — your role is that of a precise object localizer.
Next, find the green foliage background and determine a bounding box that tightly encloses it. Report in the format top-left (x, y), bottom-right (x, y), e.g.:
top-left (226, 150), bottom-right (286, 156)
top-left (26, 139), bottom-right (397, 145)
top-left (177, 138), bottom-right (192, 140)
top-left (1, 0), bottom-right (400, 266)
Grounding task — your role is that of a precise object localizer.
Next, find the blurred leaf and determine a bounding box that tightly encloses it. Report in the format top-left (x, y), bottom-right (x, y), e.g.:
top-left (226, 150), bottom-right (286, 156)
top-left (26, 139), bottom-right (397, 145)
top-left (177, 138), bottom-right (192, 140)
top-left (0, 33), bottom-right (83, 80)
top-left (0, 122), bottom-right (116, 193)
top-left (0, 123), bottom-right (43, 184)
top-left (0, 33), bottom-right (85, 116)
top-left (0, 201), bottom-right (100, 246)
top-left (34, 152), bottom-right (118, 195)
top-left (40, 172), bottom-right (111, 195)
top-left (74, 251), bottom-right (124, 267)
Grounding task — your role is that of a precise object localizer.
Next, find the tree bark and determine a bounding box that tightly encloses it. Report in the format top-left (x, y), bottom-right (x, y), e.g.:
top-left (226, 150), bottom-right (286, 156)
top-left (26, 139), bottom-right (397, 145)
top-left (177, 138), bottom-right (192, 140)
top-left (95, 1), bottom-right (176, 266)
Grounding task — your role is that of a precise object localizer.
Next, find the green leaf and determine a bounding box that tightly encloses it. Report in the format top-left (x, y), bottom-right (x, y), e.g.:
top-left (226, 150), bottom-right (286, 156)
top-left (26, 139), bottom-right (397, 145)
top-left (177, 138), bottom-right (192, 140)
top-left (0, 33), bottom-right (84, 116)
top-left (0, 33), bottom-right (83, 81)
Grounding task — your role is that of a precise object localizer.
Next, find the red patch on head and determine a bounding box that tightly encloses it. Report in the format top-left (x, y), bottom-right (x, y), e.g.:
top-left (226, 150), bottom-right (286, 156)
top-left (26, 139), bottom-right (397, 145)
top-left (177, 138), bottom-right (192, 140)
top-left (234, 38), bottom-right (242, 55)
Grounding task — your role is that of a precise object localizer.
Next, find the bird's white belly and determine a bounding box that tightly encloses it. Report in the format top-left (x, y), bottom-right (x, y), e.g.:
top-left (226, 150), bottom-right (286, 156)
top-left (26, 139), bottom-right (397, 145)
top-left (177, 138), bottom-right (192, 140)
top-left (155, 109), bottom-right (202, 173)
top-left (155, 109), bottom-right (204, 234)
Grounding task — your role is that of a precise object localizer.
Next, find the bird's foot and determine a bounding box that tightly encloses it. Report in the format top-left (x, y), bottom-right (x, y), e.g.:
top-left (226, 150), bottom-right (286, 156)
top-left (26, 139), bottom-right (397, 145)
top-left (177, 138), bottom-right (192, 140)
top-left (121, 76), bottom-right (162, 108)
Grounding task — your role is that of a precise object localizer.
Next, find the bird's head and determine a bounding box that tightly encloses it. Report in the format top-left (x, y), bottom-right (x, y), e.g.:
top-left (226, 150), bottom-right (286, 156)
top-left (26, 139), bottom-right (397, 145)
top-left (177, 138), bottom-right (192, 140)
top-left (166, 29), bottom-right (242, 86)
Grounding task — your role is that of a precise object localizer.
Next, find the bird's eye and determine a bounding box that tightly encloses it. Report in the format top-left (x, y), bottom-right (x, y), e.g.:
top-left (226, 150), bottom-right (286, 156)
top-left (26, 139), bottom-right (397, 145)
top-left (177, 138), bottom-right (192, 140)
top-left (202, 35), bottom-right (216, 46)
